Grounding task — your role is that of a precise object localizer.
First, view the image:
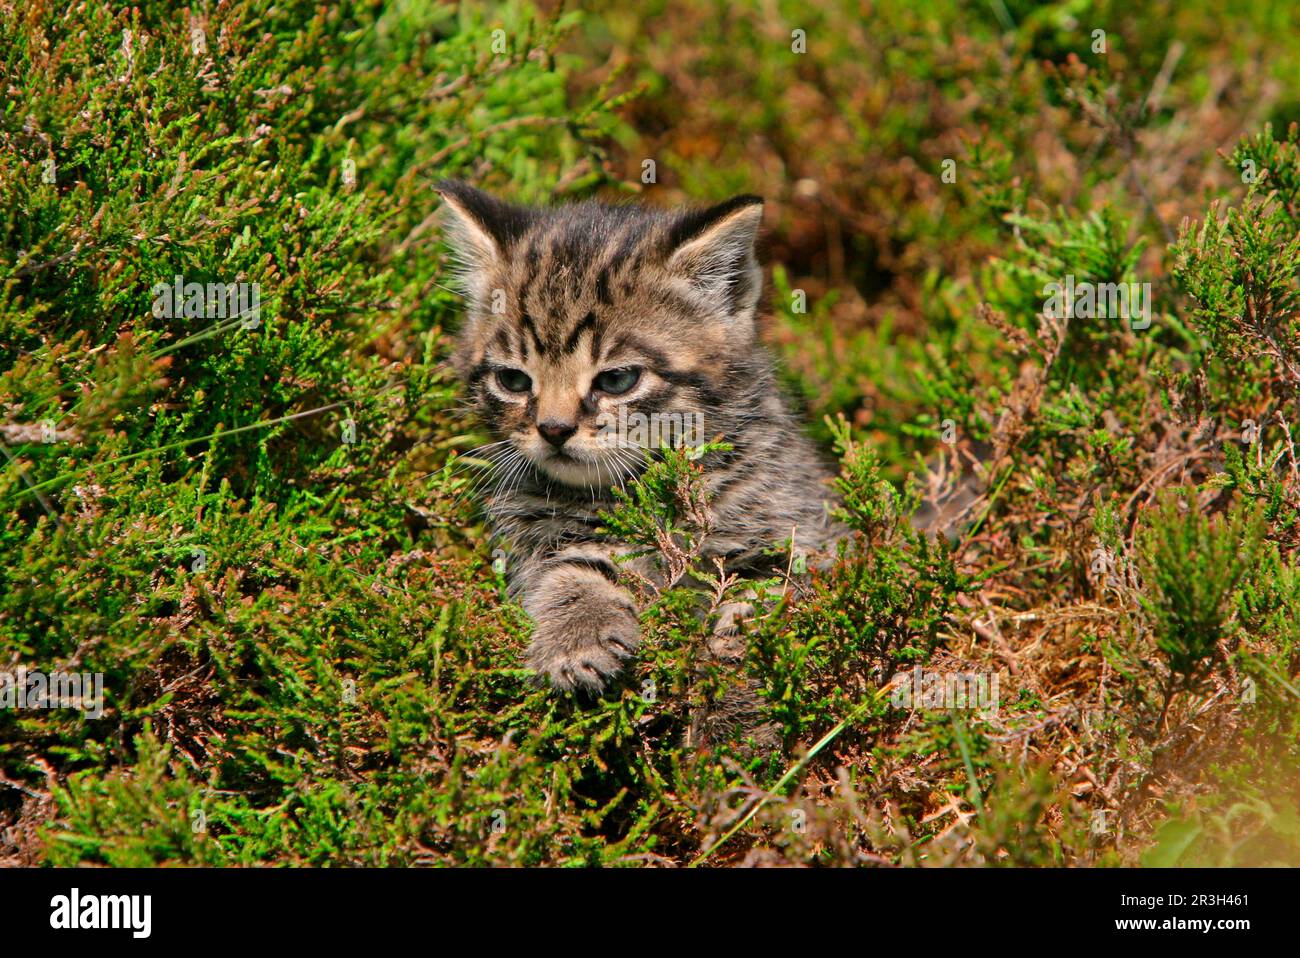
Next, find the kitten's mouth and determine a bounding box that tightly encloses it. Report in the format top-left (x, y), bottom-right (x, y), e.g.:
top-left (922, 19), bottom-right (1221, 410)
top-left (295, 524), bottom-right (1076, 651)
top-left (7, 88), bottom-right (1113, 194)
top-left (517, 440), bottom-right (632, 489)
top-left (524, 442), bottom-right (588, 470)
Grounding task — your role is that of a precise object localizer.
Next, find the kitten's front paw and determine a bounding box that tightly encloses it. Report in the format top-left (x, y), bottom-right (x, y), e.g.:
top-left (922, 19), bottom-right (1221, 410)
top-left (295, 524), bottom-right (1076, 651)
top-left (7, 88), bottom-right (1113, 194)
top-left (525, 604), bottom-right (639, 693)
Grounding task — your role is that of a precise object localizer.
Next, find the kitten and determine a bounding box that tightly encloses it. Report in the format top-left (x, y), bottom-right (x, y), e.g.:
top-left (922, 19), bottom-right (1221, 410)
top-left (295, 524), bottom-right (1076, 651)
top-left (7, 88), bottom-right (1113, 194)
top-left (438, 180), bottom-right (839, 693)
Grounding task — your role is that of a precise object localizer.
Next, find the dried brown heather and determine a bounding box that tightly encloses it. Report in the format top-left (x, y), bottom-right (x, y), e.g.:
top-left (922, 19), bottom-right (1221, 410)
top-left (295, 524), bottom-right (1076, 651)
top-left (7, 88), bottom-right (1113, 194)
top-left (438, 181), bottom-right (839, 691)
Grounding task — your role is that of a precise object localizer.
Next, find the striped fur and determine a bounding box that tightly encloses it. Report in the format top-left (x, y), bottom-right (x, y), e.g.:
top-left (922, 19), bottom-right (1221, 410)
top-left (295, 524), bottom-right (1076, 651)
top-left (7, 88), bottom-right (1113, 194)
top-left (438, 181), bottom-right (839, 692)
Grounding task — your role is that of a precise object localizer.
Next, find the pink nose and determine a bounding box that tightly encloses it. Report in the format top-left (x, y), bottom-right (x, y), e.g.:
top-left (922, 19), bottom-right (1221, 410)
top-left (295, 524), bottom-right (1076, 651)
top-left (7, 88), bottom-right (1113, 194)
top-left (537, 420), bottom-right (576, 448)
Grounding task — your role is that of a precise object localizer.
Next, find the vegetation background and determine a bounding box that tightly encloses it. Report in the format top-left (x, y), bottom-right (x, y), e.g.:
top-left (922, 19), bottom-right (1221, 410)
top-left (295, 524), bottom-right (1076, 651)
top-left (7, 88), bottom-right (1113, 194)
top-left (2, 0), bottom-right (1298, 866)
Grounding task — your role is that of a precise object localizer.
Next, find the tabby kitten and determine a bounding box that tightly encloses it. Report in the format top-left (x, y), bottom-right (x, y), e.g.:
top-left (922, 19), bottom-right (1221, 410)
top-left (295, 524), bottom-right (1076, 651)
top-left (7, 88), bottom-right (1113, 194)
top-left (438, 180), bottom-right (838, 693)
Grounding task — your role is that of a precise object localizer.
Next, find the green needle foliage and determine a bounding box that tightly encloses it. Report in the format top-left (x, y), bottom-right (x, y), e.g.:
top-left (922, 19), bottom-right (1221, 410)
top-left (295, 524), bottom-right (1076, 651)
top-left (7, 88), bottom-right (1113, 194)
top-left (1136, 494), bottom-right (1264, 687)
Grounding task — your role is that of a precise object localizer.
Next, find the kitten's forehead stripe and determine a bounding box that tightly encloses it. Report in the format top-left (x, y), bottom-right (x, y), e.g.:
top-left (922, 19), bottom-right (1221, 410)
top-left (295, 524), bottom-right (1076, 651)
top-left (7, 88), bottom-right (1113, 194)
top-left (520, 312), bottom-right (546, 356)
top-left (563, 311), bottom-right (598, 355)
top-left (517, 236), bottom-right (542, 303)
top-left (605, 225), bottom-right (647, 281)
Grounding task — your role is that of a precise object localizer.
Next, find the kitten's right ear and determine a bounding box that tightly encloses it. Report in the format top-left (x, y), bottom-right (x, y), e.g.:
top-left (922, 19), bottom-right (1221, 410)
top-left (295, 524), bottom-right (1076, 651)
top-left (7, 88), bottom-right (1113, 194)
top-left (664, 194), bottom-right (764, 327)
top-left (435, 180), bottom-right (534, 276)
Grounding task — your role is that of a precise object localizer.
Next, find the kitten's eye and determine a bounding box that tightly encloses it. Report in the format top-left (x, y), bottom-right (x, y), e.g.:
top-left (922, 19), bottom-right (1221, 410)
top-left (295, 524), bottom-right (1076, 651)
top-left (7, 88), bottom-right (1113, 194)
top-left (593, 366), bottom-right (641, 396)
top-left (495, 368), bottom-right (532, 393)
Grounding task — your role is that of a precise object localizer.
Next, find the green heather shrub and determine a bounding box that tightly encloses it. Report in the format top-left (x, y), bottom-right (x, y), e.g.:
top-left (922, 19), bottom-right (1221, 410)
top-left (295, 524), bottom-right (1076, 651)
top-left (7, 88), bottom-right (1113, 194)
top-left (1137, 494), bottom-right (1264, 691)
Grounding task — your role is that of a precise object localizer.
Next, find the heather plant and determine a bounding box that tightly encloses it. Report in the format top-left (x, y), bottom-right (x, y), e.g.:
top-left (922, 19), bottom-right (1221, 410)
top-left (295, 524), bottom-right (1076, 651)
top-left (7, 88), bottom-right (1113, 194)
top-left (1174, 139), bottom-right (1300, 402)
top-left (1135, 494), bottom-right (1264, 713)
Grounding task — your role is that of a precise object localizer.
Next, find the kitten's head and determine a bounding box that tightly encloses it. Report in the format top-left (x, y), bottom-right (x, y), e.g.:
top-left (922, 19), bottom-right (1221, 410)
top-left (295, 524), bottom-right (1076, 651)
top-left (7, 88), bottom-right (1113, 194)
top-left (437, 181), bottom-right (765, 488)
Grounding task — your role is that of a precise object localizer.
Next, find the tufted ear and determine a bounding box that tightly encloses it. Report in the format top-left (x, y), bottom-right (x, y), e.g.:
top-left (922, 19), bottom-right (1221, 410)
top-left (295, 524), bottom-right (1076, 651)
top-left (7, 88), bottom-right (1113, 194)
top-left (665, 194), bottom-right (764, 322)
top-left (435, 180), bottom-right (535, 303)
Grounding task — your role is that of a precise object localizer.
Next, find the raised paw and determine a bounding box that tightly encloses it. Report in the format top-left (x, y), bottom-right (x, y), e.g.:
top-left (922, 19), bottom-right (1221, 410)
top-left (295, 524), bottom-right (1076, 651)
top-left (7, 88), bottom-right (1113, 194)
top-left (524, 602), bottom-right (639, 693)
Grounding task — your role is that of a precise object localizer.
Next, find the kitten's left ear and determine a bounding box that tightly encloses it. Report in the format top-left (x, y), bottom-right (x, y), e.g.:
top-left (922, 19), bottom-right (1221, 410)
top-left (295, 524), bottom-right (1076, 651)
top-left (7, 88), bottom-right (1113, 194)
top-left (665, 195), bottom-right (764, 322)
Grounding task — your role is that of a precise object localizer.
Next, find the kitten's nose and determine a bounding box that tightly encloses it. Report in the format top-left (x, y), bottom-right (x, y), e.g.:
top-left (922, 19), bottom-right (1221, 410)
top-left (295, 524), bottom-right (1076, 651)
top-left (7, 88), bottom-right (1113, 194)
top-left (537, 420), bottom-right (577, 448)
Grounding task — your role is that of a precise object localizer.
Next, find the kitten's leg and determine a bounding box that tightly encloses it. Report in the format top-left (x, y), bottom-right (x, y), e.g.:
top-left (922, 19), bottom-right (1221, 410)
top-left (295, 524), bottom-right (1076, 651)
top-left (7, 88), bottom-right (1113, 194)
top-left (519, 544), bottom-right (639, 693)
top-left (691, 584), bottom-right (783, 752)
top-left (709, 589), bottom-right (757, 660)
